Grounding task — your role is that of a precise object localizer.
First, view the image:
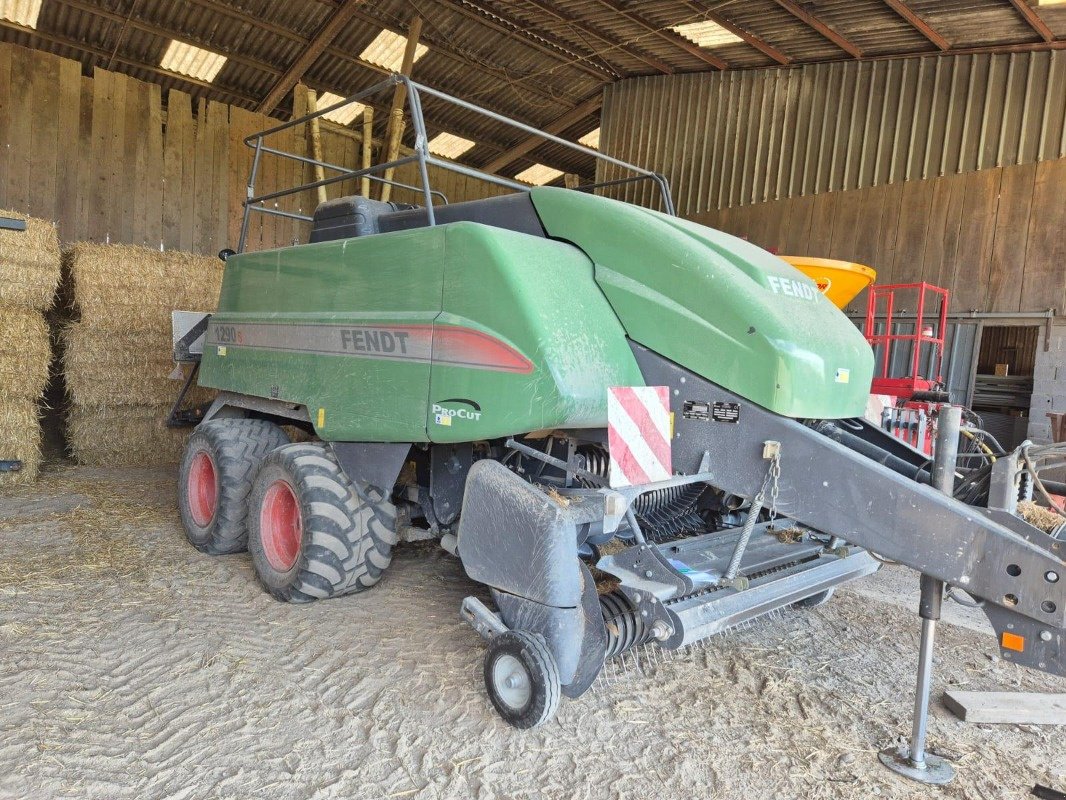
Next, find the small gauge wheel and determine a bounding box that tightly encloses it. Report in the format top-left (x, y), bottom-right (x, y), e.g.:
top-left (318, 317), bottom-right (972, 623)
top-left (483, 630), bottom-right (561, 729)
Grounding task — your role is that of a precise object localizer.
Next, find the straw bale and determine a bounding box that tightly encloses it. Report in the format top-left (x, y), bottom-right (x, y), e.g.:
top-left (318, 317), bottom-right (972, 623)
top-left (0, 211), bottom-right (61, 311)
top-left (0, 308), bottom-right (51, 401)
top-left (0, 399), bottom-right (41, 484)
top-left (66, 404), bottom-right (190, 467)
top-left (63, 244), bottom-right (223, 334)
top-left (61, 323), bottom-right (214, 407)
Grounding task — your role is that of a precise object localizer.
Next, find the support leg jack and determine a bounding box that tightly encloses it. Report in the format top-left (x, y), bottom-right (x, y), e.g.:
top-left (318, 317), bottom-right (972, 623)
top-left (878, 574), bottom-right (956, 785)
top-left (880, 405), bottom-right (961, 786)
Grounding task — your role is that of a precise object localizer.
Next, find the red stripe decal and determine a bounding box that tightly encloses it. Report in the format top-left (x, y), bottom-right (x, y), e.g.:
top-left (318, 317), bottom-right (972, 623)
top-left (433, 327), bottom-right (534, 374)
top-left (608, 433), bottom-right (652, 485)
top-left (612, 386), bottom-right (671, 473)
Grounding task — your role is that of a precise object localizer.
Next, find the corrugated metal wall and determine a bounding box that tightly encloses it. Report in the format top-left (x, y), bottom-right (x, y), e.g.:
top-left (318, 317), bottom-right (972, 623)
top-left (599, 50), bottom-right (1066, 216)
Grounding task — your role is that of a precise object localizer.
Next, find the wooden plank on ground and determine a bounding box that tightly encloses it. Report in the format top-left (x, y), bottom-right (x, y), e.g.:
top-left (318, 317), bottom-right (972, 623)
top-left (943, 691), bottom-right (1066, 725)
top-left (1020, 157), bottom-right (1066, 314)
top-left (986, 161), bottom-right (1037, 313)
top-left (949, 168), bottom-right (1001, 312)
top-left (55, 56), bottom-right (82, 238)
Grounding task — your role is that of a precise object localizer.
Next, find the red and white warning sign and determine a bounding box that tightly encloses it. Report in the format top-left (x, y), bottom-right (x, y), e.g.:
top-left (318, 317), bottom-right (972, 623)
top-left (607, 386), bottom-right (672, 487)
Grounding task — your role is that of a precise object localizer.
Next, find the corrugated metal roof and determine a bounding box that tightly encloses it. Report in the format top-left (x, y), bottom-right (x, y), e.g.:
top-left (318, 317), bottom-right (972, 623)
top-left (0, 0), bottom-right (1062, 180)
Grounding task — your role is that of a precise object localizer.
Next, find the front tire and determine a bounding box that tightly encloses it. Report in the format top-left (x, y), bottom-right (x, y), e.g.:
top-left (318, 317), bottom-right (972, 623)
top-left (484, 631), bottom-right (561, 729)
top-left (248, 443), bottom-right (397, 603)
top-left (178, 419), bottom-right (290, 554)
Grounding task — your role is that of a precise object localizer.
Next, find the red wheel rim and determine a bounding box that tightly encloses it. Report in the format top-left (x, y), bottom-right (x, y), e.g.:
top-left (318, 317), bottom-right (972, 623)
top-left (188, 450), bottom-right (218, 527)
top-left (260, 480), bottom-right (302, 572)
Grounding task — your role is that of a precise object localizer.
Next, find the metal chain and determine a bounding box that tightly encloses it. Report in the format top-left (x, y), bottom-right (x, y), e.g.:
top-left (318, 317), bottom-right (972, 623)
top-left (765, 451), bottom-right (781, 527)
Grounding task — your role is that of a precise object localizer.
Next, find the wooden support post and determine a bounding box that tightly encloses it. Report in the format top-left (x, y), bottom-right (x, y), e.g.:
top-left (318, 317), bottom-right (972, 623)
top-left (380, 16), bottom-right (423, 203)
top-left (305, 87), bottom-right (328, 207)
top-left (361, 106), bottom-right (374, 198)
top-left (564, 173), bottom-right (580, 189)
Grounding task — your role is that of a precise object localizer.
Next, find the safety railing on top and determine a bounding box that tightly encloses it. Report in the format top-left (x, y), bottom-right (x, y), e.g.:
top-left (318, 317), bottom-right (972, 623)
top-left (237, 74), bottom-right (676, 253)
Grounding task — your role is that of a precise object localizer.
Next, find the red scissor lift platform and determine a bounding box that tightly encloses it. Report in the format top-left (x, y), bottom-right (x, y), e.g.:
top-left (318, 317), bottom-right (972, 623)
top-left (864, 283), bottom-right (950, 453)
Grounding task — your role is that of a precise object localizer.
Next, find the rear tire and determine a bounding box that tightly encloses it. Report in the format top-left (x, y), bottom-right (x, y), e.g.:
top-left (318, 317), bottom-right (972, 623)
top-left (178, 419), bottom-right (290, 554)
top-left (248, 443), bottom-right (397, 603)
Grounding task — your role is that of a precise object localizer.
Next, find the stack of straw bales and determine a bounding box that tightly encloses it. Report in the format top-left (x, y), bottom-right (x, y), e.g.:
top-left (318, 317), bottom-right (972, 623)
top-left (62, 244), bottom-right (223, 466)
top-left (0, 211), bottom-right (61, 484)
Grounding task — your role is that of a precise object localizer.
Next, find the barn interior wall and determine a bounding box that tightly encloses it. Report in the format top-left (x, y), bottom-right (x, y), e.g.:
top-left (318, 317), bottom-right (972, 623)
top-left (687, 157), bottom-right (1066, 316)
top-left (0, 42), bottom-right (502, 255)
top-left (598, 50), bottom-right (1066, 217)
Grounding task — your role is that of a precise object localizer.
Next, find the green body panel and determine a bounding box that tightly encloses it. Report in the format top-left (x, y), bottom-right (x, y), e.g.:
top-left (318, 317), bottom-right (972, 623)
top-left (529, 187), bottom-right (874, 419)
top-left (199, 223), bottom-right (642, 442)
top-left (200, 187), bottom-right (874, 441)
top-left (428, 224), bottom-right (642, 442)
top-left (200, 229), bottom-right (447, 441)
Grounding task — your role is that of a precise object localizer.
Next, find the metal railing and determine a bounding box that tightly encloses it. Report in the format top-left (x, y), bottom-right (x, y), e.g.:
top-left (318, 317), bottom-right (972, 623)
top-left (237, 74), bottom-right (676, 253)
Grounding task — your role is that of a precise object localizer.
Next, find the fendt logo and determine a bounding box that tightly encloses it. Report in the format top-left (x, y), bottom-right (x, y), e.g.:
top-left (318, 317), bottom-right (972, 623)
top-left (432, 398), bottom-right (482, 426)
top-left (766, 275), bottom-right (818, 301)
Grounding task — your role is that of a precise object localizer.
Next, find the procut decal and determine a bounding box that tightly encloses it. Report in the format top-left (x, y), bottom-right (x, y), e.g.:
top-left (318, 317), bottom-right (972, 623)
top-left (433, 398), bottom-right (482, 426)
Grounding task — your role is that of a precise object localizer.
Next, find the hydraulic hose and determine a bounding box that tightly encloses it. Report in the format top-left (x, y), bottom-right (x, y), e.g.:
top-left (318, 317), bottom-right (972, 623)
top-left (812, 421), bottom-right (932, 484)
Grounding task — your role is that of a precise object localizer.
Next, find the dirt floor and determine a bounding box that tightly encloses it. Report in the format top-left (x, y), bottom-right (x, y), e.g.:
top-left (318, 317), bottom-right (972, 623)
top-left (0, 464), bottom-right (1063, 800)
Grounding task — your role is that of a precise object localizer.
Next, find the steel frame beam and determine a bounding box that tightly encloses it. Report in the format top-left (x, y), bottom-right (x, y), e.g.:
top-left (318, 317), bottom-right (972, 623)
top-left (517, 0), bottom-right (676, 75)
top-left (589, 0), bottom-right (727, 69)
top-left (1006, 0), bottom-right (1056, 43)
top-left (479, 94), bottom-right (603, 175)
top-left (771, 0), bottom-right (863, 58)
top-left (258, 0), bottom-right (368, 113)
top-left (678, 2), bottom-right (791, 65)
top-left (883, 0), bottom-right (951, 51)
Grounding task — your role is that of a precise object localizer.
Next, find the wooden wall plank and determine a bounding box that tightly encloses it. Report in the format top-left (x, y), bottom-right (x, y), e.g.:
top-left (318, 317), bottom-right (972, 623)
top-left (949, 168), bottom-right (1001, 312)
top-left (55, 56), bottom-right (82, 238)
top-left (8, 48), bottom-right (32, 214)
top-left (88, 67), bottom-right (113, 241)
top-left (75, 75), bottom-right (93, 241)
top-left (986, 162), bottom-right (1037, 312)
top-left (1020, 158), bottom-right (1066, 312)
top-left (28, 50), bottom-right (60, 221)
top-left (145, 83), bottom-right (164, 248)
top-left (162, 90), bottom-right (186, 250)
top-left (890, 178), bottom-right (936, 284)
top-left (0, 44), bottom-right (12, 210)
top-left (177, 93), bottom-right (196, 252)
top-left (106, 71), bottom-right (128, 243)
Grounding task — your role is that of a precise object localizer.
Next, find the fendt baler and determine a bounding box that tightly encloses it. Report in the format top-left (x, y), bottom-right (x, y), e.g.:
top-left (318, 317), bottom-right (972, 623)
top-left (174, 79), bottom-right (1064, 745)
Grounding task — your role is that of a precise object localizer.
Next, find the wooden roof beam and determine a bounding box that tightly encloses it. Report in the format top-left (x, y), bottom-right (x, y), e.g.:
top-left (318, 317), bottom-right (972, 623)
top-left (480, 94), bottom-right (603, 175)
top-left (678, 2), bottom-right (791, 65)
top-left (882, 0), bottom-right (951, 50)
top-left (771, 0), bottom-right (863, 58)
top-left (591, 0), bottom-right (727, 69)
top-left (433, 0), bottom-right (617, 82)
top-left (1006, 0), bottom-right (1055, 43)
top-left (519, 0), bottom-right (676, 74)
top-left (257, 0), bottom-right (368, 114)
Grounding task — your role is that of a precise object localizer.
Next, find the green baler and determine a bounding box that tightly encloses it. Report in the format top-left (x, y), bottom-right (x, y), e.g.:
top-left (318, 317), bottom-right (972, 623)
top-left (174, 78), bottom-right (1064, 739)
